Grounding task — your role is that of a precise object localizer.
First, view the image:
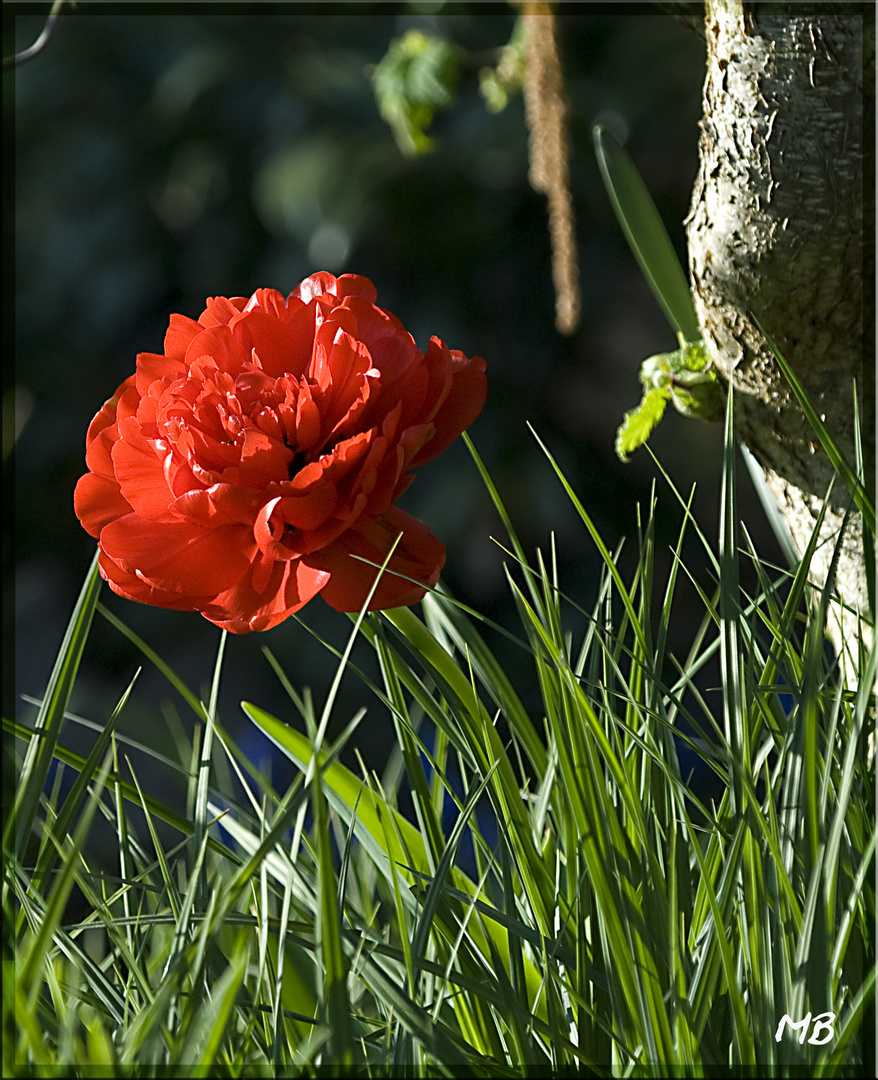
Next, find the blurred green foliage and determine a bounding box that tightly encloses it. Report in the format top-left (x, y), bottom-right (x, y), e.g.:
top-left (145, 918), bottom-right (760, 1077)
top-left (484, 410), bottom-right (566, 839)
top-left (372, 28), bottom-right (461, 154)
top-left (478, 15), bottom-right (527, 114)
top-left (11, 3), bottom-right (772, 777)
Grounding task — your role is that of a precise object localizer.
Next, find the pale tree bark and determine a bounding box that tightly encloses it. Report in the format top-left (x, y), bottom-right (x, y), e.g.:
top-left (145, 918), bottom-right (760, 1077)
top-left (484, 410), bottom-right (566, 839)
top-left (685, 0), bottom-right (872, 653)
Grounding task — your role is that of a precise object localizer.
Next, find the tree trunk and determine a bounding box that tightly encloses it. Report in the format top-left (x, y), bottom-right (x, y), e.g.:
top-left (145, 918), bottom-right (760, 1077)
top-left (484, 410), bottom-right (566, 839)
top-left (686, 0), bottom-right (871, 651)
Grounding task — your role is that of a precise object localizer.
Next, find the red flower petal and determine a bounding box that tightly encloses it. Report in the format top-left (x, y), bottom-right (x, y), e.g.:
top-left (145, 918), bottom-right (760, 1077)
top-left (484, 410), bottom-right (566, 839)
top-left (318, 333), bottom-right (375, 443)
top-left (98, 548), bottom-right (206, 611)
top-left (205, 557), bottom-right (329, 633)
top-left (111, 418), bottom-right (175, 518)
top-left (84, 377), bottom-right (134, 445)
top-left (319, 429), bottom-right (374, 485)
top-left (100, 514), bottom-right (256, 596)
top-left (409, 340), bottom-right (486, 467)
top-left (344, 296), bottom-right (419, 382)
top-left (135, 351), bottom-right (186, 398)
top-left (293, 272), bottom-right (342, 304)
top-left (199, 295), bottom-right (248, 327)
top-left (243, 288), bottom-right (294, 318)
top-left (114, 385), bottom-right (142, 428)
top-left (236, 309), bottom-right (305, 379)
top-left (163, 314), bottom-right (203, 360)
top-left (172, 483), bottom-right (260, 526)
top-left (74, 473), bottom-right (132, 537)
top-left (185, 324), bottom-right (248, 374)
top-left (251, 480), bottom-right (336, 559)
top-left (238, 428), bottom-right (295, 489)
top-left (306, 507), bottom-right (445, 612)
top-left (334, 274), bottom-right (378, 302)
top-left (84, 423), bottom-right (119, 480)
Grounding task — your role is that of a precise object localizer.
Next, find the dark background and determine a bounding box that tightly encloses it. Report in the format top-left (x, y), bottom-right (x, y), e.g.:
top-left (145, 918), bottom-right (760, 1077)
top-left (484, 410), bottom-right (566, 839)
top-left (9, 2), bottom-right (780, 804)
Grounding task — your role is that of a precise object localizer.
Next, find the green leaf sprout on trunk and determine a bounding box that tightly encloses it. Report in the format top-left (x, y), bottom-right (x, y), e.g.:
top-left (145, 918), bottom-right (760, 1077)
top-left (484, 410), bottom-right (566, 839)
top-left (616, 337), bottom-right (724, 462)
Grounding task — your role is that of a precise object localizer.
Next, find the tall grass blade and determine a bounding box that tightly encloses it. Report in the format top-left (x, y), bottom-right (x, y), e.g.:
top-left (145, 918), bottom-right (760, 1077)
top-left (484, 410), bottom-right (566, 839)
top-left (593, 124), bottom-right (700, 341)
top-left (313, 763), bottom-right (354, 1071)
top-left (12, 550), bottom-right (102, 860)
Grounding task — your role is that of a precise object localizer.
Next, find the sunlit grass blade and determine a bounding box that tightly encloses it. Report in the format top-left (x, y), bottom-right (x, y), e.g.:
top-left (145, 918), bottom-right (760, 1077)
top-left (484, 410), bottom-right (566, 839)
top-left (16, 750), bottom-right (113, 1007)
top-left (11, 550), bottom-right (103, 860)
top-left (421, 589), bottom-right (548, 778)
top-left (593, 124), bottom-right (700, 341)
top-left (383, 606), bottom-right (558, 939)
top-left (408, 759), bottom-right (500, 977)
top-left (192, 629), bottom-right (227, 908)
top-left (527, 423), bottom-right (650, 659)
top-left (25, 671), bottom-right (138, 909)
top-left (462, 430), bottom-right (544, 612)
top-left (97, 601), bottom-right (208, 722)
top-left (740, 443), bottom-right (800, 570)
top-left (312, 760), bottom-right (354, 1070)
top-left (243, 702), bottom-right (427, 887)
top-left (718, 384), bottom-right (747, 790)
top-left (176, 936), bottom-right (249, 1073)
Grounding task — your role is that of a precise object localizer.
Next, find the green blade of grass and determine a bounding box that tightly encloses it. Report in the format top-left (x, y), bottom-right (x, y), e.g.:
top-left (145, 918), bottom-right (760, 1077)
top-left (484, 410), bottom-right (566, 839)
top-left (243, 702), bottom-right (426, 888)
top-left (96, 601), bottom-right (208, 722)
top-left (126, 756), bottom-right (184, 924)
top-left (244, 699), bottom-right (556, 1033)
top-left (593, 124), bottom-right (700, 341)
top-left (4, 717), bottom-right (236, 855)
top-left (718, 384), bottom-right (748, 791)
top-left (178, 937), bottom-right (249, 1074)
top-left (462, 430), bottom-right (544, 613)
top-left (17, 751), bottom-right (114, 1003)
top-left (421, 589), bottom-right (548, 779)
top-left (11, 550), bottom-right (103, 860)
top-left (27, 671), bottom-right (137, 903)
top-left (680, 804), bottom-right (756, 1062)
top-left (408, 759), bottom-right (500, 972)
top-left (312, 763), bottom-right (354, 1070)
top-left (193, 629), bottom-right (227, 907)
top-left (9, 849), bottom-right (132, 1029)
top-left (527, 423), bottom-right (651, 661)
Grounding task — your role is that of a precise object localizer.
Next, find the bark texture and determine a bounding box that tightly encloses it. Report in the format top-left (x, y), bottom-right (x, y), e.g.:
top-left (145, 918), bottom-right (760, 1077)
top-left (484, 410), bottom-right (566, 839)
top-left (686, 0), bottom-right (870, 641)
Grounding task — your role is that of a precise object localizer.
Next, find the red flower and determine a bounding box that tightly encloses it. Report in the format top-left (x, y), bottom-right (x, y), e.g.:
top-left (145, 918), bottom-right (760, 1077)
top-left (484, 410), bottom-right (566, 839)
top-left (74, 273), bottom-right (486, 633)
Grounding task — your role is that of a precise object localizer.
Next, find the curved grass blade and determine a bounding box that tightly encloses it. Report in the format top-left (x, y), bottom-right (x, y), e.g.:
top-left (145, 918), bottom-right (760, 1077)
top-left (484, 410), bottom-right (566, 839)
top-left (27, 671), bottom-right (138, 901)
top-left (177, 938), bottom-right (249, 1074)
top-left (3, 717), bottom-right (223, 848)
top-left (312, 759), bottom-right (354, 1070)
top-left (193, 629), bottom-right (227, 906)
top-left (11, 550), bottom-right (103, 860)
top-left (243, 701), bottom-right (554, 1027)
top-left (243, 702), bottom-right (429, 887)
top-left (16, 751), bottom-right (114, 1001)
top-left (593, 124), bottom-right (700, 341)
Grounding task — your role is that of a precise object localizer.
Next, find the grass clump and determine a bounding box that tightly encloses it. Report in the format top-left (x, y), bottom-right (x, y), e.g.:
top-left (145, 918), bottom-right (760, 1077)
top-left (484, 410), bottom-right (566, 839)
top-left (6, 419), bottom-right (874, 1077)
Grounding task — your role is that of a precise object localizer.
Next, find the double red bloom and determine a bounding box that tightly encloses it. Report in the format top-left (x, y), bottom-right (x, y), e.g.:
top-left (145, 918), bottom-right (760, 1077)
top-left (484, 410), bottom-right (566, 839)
top-left (74, 273), bottom-right (486, 633)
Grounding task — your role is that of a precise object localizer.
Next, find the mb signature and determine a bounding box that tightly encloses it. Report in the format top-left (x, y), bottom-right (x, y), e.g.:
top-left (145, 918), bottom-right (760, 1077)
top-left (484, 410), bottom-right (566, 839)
top-left (775, 1012), bottom-right (835, 1045)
